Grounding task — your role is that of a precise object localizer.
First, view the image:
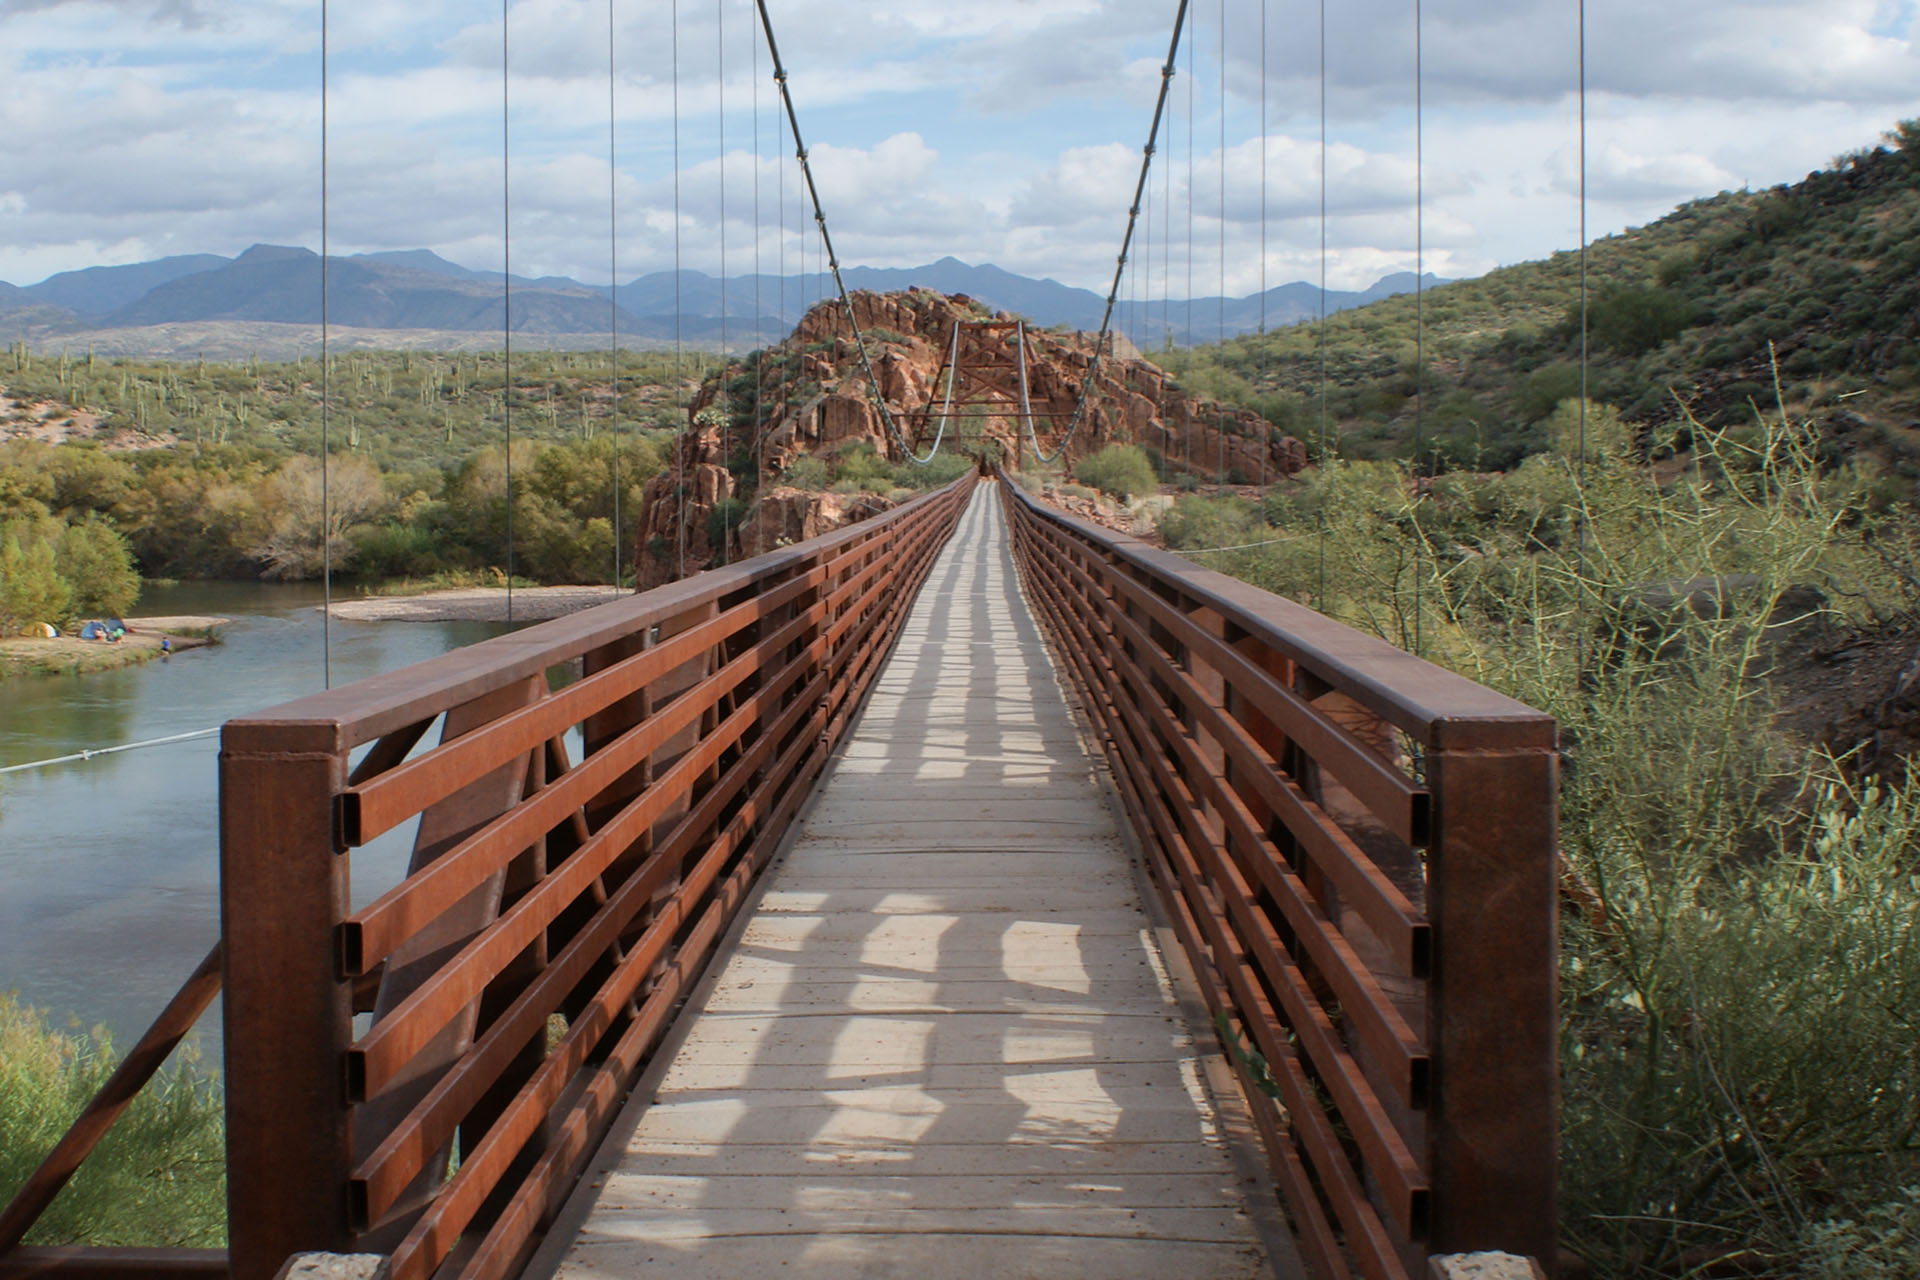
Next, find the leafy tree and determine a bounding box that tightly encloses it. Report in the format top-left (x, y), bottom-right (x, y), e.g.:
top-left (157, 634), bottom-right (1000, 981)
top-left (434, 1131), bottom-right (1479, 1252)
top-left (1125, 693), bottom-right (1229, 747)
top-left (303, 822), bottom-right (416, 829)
top-left (55, 521), bottom-right (140, 617)
top-left (0, 534), bottom-right (70, 633)
top-left (253, 454), bottom-right (388, 580)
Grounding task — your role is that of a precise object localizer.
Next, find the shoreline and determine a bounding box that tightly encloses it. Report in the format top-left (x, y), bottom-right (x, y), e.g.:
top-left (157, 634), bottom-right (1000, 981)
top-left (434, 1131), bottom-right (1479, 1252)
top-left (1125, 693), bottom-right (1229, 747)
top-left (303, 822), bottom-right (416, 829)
top-left (325, 584), bottom-right (630, 623)
top-left (0, 616), bottom-right (225, 681)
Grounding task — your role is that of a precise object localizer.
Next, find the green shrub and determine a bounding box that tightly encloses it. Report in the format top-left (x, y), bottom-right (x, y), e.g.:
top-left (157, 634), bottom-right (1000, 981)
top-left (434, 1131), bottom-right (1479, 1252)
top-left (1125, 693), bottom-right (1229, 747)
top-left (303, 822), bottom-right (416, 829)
top-left (893, 451), bottom-right (973, 489)
top-left (1072, 445), bottom-right (1157, 499)
top-left (1583, 284), bottom-right (1695, 356)
top-left (349, 522), bottom-right (444, 580)
top-left (0, 996), bottom-right (224, 1245)
top-left (781, 457), bottom-right (829, 490)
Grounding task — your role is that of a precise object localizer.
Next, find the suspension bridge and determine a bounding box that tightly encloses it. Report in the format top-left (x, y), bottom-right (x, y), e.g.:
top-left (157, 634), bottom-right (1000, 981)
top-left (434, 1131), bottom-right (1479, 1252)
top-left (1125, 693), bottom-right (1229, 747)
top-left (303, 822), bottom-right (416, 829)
top-left (0, 2), bottom-right (1566, 1278)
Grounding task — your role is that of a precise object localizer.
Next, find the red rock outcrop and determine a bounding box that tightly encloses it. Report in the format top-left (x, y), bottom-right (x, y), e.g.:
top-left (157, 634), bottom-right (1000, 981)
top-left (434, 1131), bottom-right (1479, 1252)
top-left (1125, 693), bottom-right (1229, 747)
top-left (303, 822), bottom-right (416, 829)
top-left (634, 288), bottom-right (1307, 586)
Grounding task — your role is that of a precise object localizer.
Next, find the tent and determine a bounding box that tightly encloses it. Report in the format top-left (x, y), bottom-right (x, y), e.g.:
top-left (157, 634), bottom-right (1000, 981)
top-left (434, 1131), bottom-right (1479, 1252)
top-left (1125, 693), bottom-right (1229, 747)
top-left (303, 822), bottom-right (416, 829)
top-left (79, 621), bottom-right (107, 640)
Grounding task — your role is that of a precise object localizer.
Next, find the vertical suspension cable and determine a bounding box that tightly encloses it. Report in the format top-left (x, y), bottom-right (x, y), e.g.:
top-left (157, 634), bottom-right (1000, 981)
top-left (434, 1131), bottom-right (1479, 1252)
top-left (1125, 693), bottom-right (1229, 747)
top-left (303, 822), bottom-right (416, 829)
top-left (502, 0), bottom-right (516, 624)
top-left (1218, 0), bottom-right (1227, 489)
top-left (752, 4), bottom-right (763, 558)
top-left (1185, 0), bottom-right (1195, 469)
top-left (320, 0), bottom-right (331, 688)
top-left (717, 0), bottom-right (730, 566)
top-left (776, 56), bottom-right (787, 466)
top-left (1412, 0), bottom-right (1424, 655)
top-left (608, 0), bottom-right (622, 595)
top-left (1316, 0), bottom-right (1328, 608)
top-left (1577, 0), bottom-right (1590, 657)
top-left (1258, 0), bottom-right (1268, 491)
top-left (671, 0), bottom-right (685, 579)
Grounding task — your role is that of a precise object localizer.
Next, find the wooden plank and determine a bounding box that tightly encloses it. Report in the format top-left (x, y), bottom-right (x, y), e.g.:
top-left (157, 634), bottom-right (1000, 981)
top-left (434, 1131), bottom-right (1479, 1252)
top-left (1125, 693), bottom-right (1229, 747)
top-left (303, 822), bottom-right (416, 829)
top-left (552, 486), bottom-right (1275, 1280)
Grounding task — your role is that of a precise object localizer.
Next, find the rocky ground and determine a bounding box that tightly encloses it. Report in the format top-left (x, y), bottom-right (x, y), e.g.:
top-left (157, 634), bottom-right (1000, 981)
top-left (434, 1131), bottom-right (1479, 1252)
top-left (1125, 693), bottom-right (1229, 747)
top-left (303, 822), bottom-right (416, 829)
top-left (1774, 616), bottom-right (1920, 773)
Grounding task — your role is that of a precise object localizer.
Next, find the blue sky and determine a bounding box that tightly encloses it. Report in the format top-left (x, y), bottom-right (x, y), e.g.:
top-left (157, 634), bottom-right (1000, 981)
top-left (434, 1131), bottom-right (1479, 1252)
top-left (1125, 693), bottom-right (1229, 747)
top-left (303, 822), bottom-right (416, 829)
top-left (4, 0), bottom-right (1920, 299)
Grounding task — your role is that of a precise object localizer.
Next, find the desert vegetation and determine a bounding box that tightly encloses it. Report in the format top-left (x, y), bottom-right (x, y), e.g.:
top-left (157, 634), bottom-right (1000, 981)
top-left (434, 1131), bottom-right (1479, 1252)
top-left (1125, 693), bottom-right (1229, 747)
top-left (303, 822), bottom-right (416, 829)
top-left (1151, 389), bottom-right (1920, 1277)
top-left (0, 997), bottom-right (224, 1247)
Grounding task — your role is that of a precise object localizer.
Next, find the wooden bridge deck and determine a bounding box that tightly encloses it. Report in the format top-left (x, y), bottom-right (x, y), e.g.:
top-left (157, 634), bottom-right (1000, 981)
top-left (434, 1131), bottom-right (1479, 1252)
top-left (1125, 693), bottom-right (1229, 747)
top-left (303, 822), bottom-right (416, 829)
top-left (544, 485), bottom-right (1276, 1279)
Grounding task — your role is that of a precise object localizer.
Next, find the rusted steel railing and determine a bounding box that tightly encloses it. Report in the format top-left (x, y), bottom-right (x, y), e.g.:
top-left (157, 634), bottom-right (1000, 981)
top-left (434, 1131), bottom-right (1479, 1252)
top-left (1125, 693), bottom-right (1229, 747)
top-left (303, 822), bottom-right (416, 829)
top-left (1001, 474), bottom-right (1558, 1279)
top-left (218, 474), bottom-right (974, 1280)
top-left (0, 946), bottom-right (227, 1280)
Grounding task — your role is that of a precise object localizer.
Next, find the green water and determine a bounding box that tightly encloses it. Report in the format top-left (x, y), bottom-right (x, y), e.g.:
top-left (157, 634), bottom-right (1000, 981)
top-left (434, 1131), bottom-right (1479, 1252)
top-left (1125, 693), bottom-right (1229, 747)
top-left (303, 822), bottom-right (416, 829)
top-left (0, 582), bottom-right (512, 1047)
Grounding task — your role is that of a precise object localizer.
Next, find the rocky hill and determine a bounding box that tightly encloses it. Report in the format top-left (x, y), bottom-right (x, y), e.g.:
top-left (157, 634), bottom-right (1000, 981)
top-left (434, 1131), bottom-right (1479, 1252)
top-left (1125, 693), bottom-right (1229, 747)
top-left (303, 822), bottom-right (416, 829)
top-left (1194, 126), bottom-right (1920, 482)
top-left (633, 288), bottom-right (1308, 587)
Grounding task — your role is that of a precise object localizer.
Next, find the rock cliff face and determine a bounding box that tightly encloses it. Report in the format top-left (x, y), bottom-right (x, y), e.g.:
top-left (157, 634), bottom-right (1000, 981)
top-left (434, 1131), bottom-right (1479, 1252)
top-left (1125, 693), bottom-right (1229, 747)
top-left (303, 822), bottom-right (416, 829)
top-left (634, 288), bottom-right (1306, 587)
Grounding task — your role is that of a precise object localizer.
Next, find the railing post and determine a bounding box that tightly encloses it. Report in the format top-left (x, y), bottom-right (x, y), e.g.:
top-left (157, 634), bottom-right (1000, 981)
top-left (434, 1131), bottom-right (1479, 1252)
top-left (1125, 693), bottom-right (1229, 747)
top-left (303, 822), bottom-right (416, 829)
top-left (1426, 726), bottom-right (1559, 1266)
top-left (221, 722), bottom-right (355, 1280)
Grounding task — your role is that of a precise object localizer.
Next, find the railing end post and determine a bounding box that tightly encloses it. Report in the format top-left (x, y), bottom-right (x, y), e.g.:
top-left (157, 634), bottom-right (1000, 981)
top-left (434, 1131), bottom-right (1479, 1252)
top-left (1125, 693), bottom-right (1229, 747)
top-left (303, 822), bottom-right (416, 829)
top-left (1426, 731), bottom-right (1560, 1265)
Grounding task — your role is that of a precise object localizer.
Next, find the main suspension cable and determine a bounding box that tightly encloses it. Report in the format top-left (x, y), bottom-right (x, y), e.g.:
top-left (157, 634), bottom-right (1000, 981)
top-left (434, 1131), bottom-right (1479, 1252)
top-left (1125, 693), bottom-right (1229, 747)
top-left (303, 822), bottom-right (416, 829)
top-left (1025, 0), bottom-right (1191, 466)
top-left (751, 0), bottom-right (936, 465)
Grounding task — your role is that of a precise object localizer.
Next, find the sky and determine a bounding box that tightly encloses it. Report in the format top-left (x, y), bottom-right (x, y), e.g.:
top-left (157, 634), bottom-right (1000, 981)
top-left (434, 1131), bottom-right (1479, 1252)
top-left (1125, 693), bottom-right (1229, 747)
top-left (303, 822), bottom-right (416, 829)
top-left (3, 0), bottom-right (1920, 298)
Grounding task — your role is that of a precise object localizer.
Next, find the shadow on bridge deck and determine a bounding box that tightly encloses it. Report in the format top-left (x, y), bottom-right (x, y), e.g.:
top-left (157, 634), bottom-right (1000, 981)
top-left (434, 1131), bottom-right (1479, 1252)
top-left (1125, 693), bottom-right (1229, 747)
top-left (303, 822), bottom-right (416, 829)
top-left (538, 485), bottom-right (1283, 1279)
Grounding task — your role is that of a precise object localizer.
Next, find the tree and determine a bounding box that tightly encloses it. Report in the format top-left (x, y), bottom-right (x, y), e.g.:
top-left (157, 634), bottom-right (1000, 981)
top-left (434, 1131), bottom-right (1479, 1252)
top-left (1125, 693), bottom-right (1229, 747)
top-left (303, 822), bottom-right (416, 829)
top-left (253, 454), bottom-right (389, 579)
top-left (0, 534), bottom-right (70, 633)
top-left (56, 521), bottom-right (140, 617)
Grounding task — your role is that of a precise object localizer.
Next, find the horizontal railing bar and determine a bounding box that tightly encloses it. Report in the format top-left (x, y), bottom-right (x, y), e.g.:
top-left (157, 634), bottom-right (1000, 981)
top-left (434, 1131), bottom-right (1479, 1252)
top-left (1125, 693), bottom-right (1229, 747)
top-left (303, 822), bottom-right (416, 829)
top-left (1092, 680), bottom-right (1412, 1269)
top-left (350, 669), bottom-right (821, 1222)
top-left (341, 566), bottom-right (824, 844)
top-left (1066, 585), bottom-right (1427, 1232)
top-left (384, 501), bottom-right (944, 1280)
top-left (1056, 557), bottom-right (1429, 1071)
top-left (1033, 517), bottom-right (1430, 848)
top-left (342, 604), bottom-right (817, 971)
top-left (1004, 482), bottom-right (1552, 749)
top-left (348, 501), bottom-right (938, 1097)
top-left (402, 712), bottom-right (828, 1280)
top-left (347, 641), bottom-right (815, 1100)
top-left (1045, 535), bottom-right (1431, 975)
top-left (227, 484), bottom-right (960, 752)
top-left (1007, 485), bottom-right (1430, 1271)
top-left (0, 1249), bottom-right (229, 1280)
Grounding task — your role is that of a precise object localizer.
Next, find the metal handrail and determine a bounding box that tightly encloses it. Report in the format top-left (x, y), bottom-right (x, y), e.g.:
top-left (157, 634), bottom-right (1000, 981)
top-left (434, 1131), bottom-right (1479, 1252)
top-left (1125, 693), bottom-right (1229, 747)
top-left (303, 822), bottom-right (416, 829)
top-left (1000, 472), bottom-right (1558, 1279)
top-left (217, 474), bottom-right (976, 1280)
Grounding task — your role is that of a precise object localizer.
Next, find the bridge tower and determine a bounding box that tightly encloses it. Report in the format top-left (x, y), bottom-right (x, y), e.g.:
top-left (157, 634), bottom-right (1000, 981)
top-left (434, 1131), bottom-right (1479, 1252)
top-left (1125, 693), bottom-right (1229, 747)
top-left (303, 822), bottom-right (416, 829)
top-left (903, 319), bottom-right (1075, 468)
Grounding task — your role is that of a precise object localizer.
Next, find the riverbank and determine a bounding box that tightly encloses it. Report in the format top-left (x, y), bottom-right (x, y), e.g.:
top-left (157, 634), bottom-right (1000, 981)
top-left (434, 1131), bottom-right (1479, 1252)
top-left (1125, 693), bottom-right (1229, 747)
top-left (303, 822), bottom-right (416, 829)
top-left (325, 585), bottom-right (627, 622)
top-left (0, 616), bottom-right (224, 681)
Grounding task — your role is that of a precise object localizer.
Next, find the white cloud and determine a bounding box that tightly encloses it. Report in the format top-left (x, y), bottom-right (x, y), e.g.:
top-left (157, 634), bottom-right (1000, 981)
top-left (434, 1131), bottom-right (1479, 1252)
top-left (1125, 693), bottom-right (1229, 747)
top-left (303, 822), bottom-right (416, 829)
top-left (3, 0), bottom-right (1920, 305)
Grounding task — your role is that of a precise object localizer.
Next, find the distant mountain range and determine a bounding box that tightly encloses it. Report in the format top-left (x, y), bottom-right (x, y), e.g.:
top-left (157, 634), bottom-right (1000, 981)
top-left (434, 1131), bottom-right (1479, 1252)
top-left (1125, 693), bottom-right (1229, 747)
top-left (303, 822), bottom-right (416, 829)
top-left (1, 245), bottom-right (1445, 352)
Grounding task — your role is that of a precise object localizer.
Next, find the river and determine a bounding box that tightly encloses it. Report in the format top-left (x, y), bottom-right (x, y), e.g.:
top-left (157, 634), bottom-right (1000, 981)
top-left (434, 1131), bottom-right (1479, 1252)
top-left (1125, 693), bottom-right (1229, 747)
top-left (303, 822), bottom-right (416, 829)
top-left (0, 581), bottom-right (515, 1051)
